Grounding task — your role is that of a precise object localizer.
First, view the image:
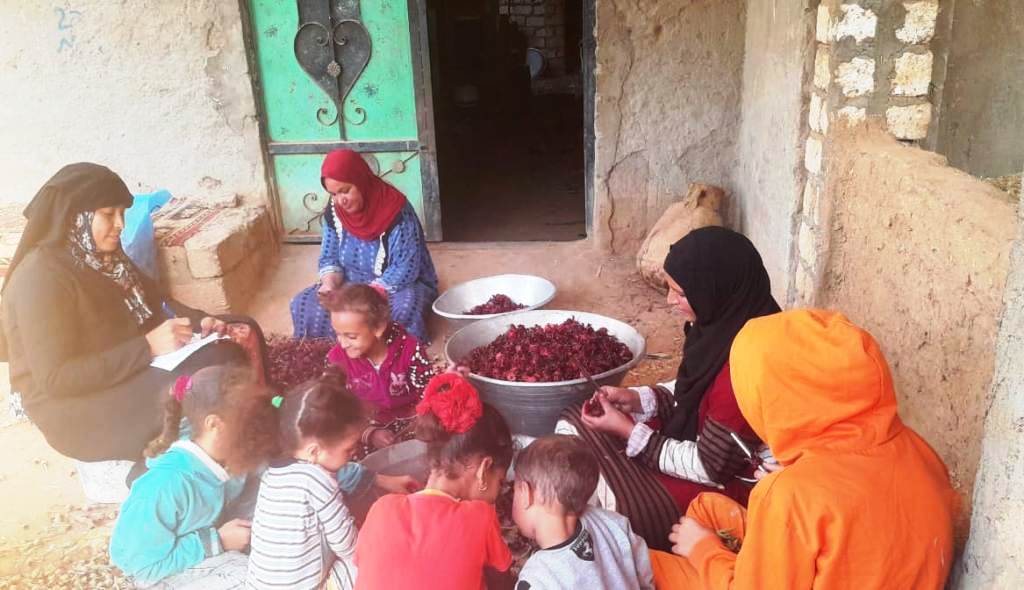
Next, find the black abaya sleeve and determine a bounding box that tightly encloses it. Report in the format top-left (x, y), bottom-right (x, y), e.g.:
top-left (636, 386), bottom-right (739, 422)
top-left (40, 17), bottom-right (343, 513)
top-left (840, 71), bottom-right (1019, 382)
top-left (8, 256), bottom-right (153, 397)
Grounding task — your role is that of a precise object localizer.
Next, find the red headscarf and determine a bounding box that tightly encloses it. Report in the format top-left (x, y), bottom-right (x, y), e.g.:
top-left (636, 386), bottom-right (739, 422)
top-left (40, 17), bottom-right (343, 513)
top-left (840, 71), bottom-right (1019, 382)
top-left (321, 149), bottom-right (406, 241)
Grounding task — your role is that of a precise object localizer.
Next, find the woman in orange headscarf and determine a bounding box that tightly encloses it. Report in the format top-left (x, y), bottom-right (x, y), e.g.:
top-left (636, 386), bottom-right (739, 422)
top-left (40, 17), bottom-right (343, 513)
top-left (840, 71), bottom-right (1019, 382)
top-left (651, 310), bottom-right (958, 589)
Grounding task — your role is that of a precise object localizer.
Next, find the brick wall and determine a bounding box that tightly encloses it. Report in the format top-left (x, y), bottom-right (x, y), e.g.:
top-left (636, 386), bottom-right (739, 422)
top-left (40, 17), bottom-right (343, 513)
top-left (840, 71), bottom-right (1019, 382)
top-left (499, 0), bottom-right (567, 75)
top-left (793, 0), bottom-right (939, 304)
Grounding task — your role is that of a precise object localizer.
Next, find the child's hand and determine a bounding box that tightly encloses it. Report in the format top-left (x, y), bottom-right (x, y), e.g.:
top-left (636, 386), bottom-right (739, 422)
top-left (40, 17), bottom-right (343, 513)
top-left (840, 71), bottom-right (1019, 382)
top-left (669, 516), bottom-right (715, 558)
top-left (218, 518), bottom-right (252, 552)
top-left (444, 362), bottom-right (471, 377)
top-left (369, 428), bottom-right (396, 449)
top-left (376, 474), bottom-right (423, 494)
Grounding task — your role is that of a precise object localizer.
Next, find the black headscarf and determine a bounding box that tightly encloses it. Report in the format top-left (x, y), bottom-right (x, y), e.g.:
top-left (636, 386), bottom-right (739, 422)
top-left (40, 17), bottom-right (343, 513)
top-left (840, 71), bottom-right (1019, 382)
top-left (4, 163), bottom-right (153, 324)
top-left (661, 226), bottom-right (780, 440)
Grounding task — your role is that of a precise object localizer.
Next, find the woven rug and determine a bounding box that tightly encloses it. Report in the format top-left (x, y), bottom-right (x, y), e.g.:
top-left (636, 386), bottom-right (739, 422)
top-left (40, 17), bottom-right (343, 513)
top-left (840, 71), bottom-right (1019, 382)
top-left (152, 197), bottom-right (228, 248)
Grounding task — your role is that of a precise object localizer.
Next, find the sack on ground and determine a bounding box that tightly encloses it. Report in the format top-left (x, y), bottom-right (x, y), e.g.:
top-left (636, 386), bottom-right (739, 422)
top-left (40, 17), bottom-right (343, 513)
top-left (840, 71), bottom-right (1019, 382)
top-left (636, 183), bottom-right (725, 290)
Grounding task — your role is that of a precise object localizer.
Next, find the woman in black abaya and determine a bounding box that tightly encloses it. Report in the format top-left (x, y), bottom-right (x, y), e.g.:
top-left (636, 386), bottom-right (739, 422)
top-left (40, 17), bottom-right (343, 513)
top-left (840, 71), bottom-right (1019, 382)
top-left (2, 163), bottom-right (266, 462)
top-left (556, 227), bottom-right (781, 550)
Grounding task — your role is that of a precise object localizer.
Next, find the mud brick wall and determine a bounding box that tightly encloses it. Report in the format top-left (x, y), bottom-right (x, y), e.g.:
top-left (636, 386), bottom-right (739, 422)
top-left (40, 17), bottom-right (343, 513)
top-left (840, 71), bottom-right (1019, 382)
top-left (821, 126), bottom-right (1017, 543)
top-left (155, 200), bottom-right (279, 314)
top-left (796, 0), bottom-right (940, 305)
top-left (795, 2), bottom-right (1023, 549)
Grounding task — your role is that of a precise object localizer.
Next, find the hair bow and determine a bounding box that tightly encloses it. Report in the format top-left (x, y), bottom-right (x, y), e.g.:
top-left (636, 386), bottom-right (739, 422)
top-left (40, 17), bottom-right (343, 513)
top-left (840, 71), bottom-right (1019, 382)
top-left (415, 373), bottom-right (483, 434)
top-left (171, 376), bottom-right (192, 403)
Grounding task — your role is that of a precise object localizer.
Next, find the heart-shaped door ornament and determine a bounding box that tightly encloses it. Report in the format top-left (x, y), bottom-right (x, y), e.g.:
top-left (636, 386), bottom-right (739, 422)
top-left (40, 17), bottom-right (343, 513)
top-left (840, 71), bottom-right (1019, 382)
top-left (294, 17), bottom-right (372, 129)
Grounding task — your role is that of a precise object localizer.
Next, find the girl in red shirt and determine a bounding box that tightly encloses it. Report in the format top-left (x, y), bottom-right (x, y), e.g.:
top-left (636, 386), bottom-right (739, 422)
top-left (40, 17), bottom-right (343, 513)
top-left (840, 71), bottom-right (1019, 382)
top-left (354, 374), bottom-right (515, 590)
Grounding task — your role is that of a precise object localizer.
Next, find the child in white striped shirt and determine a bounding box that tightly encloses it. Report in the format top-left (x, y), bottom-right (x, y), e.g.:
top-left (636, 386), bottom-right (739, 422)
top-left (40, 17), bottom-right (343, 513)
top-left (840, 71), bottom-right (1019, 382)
top-left (246, 369), bottom-right (367, 590)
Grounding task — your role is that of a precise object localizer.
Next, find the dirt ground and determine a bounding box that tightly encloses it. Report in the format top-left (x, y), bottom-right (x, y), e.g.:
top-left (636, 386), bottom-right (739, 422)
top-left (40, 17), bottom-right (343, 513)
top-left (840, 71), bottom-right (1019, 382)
top-left (0, 240), bottom-right (683, 586)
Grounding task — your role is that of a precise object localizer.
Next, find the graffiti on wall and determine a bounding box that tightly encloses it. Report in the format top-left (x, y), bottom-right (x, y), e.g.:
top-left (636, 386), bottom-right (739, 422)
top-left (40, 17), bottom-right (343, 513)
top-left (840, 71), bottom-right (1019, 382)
top-left (55, 7), bottom-right (83, 52)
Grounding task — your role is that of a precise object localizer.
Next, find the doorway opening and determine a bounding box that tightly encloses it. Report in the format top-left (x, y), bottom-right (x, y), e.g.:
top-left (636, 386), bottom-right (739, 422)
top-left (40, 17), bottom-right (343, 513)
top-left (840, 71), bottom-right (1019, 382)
top-left (426, 0), bottom-right (591, 242)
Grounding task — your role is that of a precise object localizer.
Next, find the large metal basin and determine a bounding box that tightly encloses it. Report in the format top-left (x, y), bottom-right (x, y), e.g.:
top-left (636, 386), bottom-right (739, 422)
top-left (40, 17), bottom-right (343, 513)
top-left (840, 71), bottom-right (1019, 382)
top-left (445, 310), bottom-right (646, 436)
top-left (432, 274), bottom-right (557, 331)
top-left (361, 440), bottom-right (430, 482)
top-left (361, 437), bottom-right (537, 482)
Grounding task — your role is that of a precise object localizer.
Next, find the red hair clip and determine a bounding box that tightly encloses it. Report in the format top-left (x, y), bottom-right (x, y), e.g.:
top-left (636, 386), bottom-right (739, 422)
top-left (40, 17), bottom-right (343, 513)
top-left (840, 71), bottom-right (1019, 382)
top-left (415, 373), bottom-right (483, 434)
top-left (369, 283), bottom-right (389, 300)
top-left (171, 376), bottom-right (191, 403)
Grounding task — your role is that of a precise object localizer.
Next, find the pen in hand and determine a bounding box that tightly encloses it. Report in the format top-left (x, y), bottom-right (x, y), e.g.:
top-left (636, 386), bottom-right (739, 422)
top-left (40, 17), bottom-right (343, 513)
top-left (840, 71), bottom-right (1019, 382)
top-left (163, 302), bottom-right (198, 335)
top-left (146, 303), bottom-right (194, 356)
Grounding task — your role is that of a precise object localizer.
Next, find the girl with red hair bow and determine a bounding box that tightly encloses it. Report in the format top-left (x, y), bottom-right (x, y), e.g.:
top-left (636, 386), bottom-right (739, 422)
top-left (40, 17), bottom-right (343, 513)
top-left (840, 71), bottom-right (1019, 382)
top-left (355, 374), bottom-right (516, 590)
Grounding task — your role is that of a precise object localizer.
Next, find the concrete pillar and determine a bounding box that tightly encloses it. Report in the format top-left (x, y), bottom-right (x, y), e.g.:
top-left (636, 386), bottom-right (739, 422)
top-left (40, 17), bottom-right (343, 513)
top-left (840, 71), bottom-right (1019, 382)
top-left (953, 166), bottom-right (1024, 588)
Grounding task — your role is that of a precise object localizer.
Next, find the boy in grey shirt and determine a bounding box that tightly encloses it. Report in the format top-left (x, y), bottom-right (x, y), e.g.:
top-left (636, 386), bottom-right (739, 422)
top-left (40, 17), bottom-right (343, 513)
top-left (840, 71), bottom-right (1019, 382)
top-left (512, 435), bottom-right (655, 590)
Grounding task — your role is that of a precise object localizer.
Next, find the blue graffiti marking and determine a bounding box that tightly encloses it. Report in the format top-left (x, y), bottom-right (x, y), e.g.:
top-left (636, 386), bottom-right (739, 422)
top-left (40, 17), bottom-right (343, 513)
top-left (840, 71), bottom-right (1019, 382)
top-left (55, 7), bottom-right (83, 52)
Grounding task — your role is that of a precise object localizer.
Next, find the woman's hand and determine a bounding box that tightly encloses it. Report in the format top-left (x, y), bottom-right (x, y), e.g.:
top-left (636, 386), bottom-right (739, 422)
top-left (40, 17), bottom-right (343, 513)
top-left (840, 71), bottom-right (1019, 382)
top-left (376, 474), bottom-right (422, 494)
top-left (669, 516), bottom-right (715, 558)
top-left (444, 362), bottom-right (471, 377)
top-left (145, 318), bottom-right (193, 356)
top-left (755, 460), bottom-right (784, 480)
top-left (580, 396), bottom-right (635, 440)
top-left (217, 518), bottom-right (252, 552)
top-left (369, 428), bottom-right (396, 449)
top-left (318, 272), bottom-right (344, 296)
top-left (199, 317), bottom-right (227, 338)
top-left (599, 385), bottom-right (642, 414)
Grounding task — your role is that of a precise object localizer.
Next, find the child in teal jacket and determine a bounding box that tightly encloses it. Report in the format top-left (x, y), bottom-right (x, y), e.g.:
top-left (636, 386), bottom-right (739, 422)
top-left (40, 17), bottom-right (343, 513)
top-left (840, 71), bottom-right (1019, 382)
top-left (110, 366), bottom-right (279, 588)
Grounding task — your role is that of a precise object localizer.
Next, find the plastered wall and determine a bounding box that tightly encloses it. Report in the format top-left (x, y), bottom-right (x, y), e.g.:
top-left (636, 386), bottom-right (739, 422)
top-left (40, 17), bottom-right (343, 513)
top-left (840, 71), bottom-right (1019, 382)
top-left (733, 0), bottom-right (814, 303)
top-left (591, 0), bottom-right (746, 255)
top-left (0, 1), bottom-right (269, 206)
top-left (821, 127), bottom-right (1018, 538)
top-left (932, 0), bottom-right (1024, 178)
top-left (954, 168), bottom-right (1024, 588)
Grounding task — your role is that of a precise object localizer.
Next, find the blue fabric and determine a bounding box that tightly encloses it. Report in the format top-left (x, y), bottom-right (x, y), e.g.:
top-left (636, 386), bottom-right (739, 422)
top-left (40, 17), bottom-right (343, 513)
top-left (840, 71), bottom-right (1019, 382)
top-left (291, 203), bottom-right (438, 341)
top-left (336, 462), bottom-right (372, 496)
top-left (122, 190), bottom-right (172, 280)
top-left (110, 443), bottom-right (246, 585)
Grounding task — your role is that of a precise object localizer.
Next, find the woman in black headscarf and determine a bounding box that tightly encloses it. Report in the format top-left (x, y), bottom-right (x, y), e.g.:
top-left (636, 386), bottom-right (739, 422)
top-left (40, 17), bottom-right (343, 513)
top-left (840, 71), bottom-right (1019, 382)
top-left (2, 163), bottom-right (265, 462)
top-left (555, 226), bottom-right (780, 550)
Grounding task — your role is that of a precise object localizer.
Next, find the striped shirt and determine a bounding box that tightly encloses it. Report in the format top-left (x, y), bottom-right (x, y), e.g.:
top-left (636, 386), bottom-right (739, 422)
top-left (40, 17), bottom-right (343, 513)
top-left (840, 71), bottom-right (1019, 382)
top-left (247, 460), bottom-right (357, 590)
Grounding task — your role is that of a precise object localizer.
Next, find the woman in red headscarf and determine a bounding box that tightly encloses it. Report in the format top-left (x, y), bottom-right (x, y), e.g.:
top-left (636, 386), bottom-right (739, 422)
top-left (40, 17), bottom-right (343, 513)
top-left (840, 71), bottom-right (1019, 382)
top-left (290, 149), bottom-right (439, 342)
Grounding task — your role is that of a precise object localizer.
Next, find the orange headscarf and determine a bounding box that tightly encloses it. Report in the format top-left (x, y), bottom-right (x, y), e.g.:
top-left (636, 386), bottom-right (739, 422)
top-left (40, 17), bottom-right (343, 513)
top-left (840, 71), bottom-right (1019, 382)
top-left (684, 310), bottom-right (958, 589)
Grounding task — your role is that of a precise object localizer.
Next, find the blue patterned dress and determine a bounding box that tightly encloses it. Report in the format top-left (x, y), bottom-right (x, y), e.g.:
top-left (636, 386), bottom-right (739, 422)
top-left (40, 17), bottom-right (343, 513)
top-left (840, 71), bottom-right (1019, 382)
top-left (290, 203), bottom-right (438, 341)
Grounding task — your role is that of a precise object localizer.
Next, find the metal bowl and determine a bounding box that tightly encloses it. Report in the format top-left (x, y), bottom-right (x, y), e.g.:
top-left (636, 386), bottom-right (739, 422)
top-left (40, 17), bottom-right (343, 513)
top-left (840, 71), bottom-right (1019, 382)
top-left (361, 440), bottom-right (430, 482)
top-left (445, 310), bottom-right (646, 436)
top-left (432, 274), bottom-right (557, 330)
top-left (361, 436), bottom-right (538, 483)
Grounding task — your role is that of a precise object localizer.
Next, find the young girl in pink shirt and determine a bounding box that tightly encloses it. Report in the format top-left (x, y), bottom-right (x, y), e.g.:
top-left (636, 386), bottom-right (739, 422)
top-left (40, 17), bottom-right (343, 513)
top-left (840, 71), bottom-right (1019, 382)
top-left (321, 284), bottom-right (436, 456)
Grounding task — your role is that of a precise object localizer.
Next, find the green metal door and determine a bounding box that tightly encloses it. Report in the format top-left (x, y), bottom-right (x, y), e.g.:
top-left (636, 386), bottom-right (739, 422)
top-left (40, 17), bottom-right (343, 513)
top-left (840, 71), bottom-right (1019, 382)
top-left (246, 0), bottom-right (439, 241)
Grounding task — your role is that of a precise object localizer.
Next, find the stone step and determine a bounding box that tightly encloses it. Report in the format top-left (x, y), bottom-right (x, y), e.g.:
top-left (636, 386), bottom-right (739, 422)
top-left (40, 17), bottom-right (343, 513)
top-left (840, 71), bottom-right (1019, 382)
top-left (154, 197), bottom-right (279, 314)
top-left (0, 197), bottom-right (279, 315)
